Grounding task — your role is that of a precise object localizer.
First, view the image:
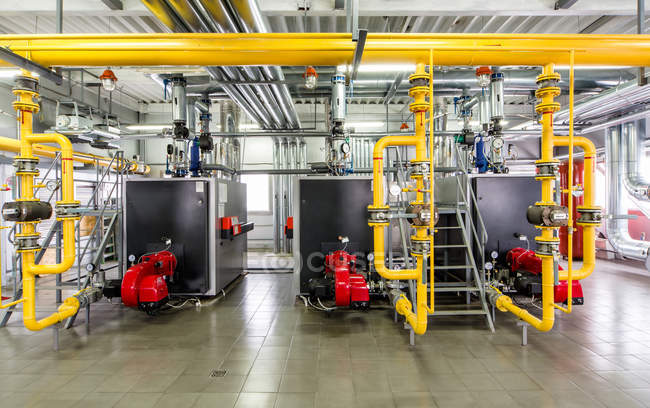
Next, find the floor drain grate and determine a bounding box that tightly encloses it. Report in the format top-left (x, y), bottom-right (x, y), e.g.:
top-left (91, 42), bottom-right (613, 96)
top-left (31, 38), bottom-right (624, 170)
top-left (209, 369), bottom-right (227, 378)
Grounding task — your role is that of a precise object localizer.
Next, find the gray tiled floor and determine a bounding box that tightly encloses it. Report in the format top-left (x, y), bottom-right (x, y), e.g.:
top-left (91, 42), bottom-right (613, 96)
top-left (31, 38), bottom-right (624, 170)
top-left (2, 258), bottom-right (650, 407)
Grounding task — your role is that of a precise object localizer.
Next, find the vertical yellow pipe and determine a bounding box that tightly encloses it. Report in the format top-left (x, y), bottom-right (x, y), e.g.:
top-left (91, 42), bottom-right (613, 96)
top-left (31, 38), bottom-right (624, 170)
top-left (493, 62), bottom-right (559, 332)
top-left (557, 50), bottom-right (575, 313)
top-left (11, 71), bottom-right (81, 331)
top-left (428, 51), bottom-right (435, 312)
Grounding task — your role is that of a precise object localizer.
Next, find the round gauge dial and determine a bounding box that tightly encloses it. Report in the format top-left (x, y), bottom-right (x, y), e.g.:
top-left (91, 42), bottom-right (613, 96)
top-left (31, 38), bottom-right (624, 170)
top-left (340, 142), bottom-right (350, 154)
top-left (128, 254), bottom-right (136, 263)
top-left (492, 137), bottom-right (504, 149)
top-left (491, 250), bottom-right (499, 259)
top-left (367, 253), bottom-right (374, 262)
top-left (485, 262), bottom-right (493, 271)
top-left (388, 183), bottom-right (402, 197)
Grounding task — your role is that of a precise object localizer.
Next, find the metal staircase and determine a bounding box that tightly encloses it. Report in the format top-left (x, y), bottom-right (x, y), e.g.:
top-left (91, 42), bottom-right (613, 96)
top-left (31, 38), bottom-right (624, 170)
top-left (383, 144), bottom-right (494, 337)
top-left (0, 151), bottom-right (126, 329)
top-left (428, 145), bottom-right (493, 331)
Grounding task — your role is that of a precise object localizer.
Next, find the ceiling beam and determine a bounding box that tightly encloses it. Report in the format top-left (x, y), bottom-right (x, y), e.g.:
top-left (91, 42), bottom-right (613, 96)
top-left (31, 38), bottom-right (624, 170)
top-left (555, 0), bottom-right (578, 10)
top-left (102, 0), bottom-right (123, 11)
top-left (580, 15), bottom-right (615, 33)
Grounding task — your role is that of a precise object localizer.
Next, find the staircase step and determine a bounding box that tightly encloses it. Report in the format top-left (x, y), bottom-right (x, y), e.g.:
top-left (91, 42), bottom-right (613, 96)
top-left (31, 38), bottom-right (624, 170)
top-left (432, 309), bottom-right (487, 316)
top-left (434, 265), bottom-right (473, 270)
top-left (433, 286), bottom-right (480, 292)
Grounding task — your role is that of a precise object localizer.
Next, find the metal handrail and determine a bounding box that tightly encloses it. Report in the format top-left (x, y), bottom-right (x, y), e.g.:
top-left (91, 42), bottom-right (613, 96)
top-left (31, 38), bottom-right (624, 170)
top-left (452, 145), bottom-right (488, 273)
top-left (83, 154), bottom-right (118, 209)
top-left (78, 170), bottom-right (120, 264)
top-left (454, 145), bottom-right (488, 244)
top-left (33, 152), bottom-right (61, 196)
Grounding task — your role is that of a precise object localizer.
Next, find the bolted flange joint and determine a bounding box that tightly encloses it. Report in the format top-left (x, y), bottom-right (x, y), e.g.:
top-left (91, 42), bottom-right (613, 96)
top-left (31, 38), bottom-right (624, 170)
top-left (13, 157), bottom-right (39, 176)
top-left (410, 236), bottom-right (431, 255)
top-left (368, 205), bottom-right (390, 226)
top-left (15, 231), bottom-right (40, 252)
top-left (55, 201), bottom-right (81, 219)
top-left (534, 236), bottom-right (559, 257)
top-left (410, 160), bottom-right (430, 177)
top-left (535, 160), bottom-right (559, 180)
top-left (576, 206), bottom-right (603, 226)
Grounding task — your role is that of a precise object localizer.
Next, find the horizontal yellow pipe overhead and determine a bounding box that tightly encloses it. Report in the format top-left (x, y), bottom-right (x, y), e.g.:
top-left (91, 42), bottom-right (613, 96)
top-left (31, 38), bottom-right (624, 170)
top-left (2, 33), bottom-right (650, 67)
top-left (0, 136), bottom-right (149, 175)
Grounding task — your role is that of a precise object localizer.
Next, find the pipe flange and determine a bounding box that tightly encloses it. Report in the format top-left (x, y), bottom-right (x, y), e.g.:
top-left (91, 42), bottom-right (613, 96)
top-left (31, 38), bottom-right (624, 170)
top-left (534, 236), bottom-right (559, 257)
top-left (410, 160), bottom-right (430, 176)
top-left (410, 237), bottom-right (431, 255)
top-left (55, 201), bottom-right (81, 219)
top-left (13, 76), bottom-right (39, 93)
top-left (534, 160), bottom-right (559, 179)
top-left (368, 205), bottom-right (390, 226)
top-left (527, 204), bottom-right (569, 227)
top-left (536, 72), bottom-right (561, 85)
top-left (535, 87), bottom-right (561, 99)
top-left (15, 232), bottom-right (40, 252)
top-left (408, 86), bottom-right (430, 98)
top-left (13, 156), bottom-right (40, 175)
top-left (409, 102), bottom-right (429, 113)
top-left (408, 73), bottom-right (429, 87)
top-left (576, 206), bottom-right (603, 226)
top-left (535, 102), bottom-right (561, 114)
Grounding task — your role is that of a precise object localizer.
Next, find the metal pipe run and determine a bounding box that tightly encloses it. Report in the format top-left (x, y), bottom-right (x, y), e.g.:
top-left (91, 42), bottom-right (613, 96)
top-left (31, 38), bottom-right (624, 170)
top-left (622, 121), bottom-right (650, 201)
top-left (606, 125), bottom-right (650, 266)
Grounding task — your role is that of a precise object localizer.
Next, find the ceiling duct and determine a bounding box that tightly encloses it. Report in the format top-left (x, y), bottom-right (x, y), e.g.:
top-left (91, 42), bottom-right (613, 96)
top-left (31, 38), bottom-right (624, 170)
top-left (142, 0), bottom-right (296, 129)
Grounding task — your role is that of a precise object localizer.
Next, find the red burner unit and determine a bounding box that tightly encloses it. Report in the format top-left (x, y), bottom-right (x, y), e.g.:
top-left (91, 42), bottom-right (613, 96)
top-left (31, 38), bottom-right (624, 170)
top-left (121, 250), bottom-right (177, 315)
top-left (506, 247), bottom-right (584, 305)
top-left (324, 250), bottom-right (369, 309)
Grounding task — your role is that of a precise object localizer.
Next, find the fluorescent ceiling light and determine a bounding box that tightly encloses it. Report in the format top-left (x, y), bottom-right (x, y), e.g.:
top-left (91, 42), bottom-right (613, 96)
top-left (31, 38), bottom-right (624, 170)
top-left (125, 124), bottom-right (169, 131)
top-left (107, 126), bottom-right (122, 134)
top-left (0, 69), bottom-right (21, 78)
top-left (345, 121), bottom-right (385, 128)
top-left (239, 123), bottom-right (260, 130)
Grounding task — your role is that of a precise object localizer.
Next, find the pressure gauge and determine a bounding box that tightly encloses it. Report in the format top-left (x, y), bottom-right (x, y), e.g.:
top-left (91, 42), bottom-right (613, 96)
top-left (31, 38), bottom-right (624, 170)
top-left (340, 142), bottom-right (350, 154)
top-left (389, 182), bottom-right (402, 197)
top-left (46, 180), bottom-right (58, 192)
top-left (85, 263), bottom-right (95, 272)
top-left (367, 253), bottom-right (374, 262)
top-left (490, 250), bottom-right (499, 260)
top-left (485, 262), bottom-right (493, 271)
top-left (128, 254), bottom-right (136, 263)
top-left (492, 137), bottom-right (504, 149)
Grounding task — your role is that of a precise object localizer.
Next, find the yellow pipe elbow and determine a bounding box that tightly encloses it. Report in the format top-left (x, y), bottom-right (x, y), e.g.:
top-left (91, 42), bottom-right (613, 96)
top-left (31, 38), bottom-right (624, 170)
top-left (496, 295), bottom-right (554, 332)
top-left (23, 296), bottom-right (79, 331)
top-left (372, 226), bottom-right (419, 280)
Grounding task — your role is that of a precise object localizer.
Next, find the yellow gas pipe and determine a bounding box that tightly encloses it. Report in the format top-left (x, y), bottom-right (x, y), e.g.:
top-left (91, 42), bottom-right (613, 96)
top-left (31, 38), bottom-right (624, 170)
top-left (491, 62), bottom-right (601, 330)
top-left (11, 71), bottom-right (84, 331)
top-left (369, 62), bottom-right (434, 335)
top-left (0, 135), bottom-right (150, 175)
top-left (4, 33), bottom-right (650, 67)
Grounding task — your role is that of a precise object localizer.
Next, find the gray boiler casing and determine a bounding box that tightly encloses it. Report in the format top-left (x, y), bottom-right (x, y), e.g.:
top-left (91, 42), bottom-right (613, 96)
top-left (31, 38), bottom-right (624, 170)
top-left (124, 178), bottom-right (247, 296)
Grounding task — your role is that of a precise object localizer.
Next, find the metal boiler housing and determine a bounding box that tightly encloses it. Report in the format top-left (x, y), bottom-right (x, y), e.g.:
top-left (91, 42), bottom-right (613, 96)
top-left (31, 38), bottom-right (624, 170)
top-left (124, 178), bottom-right (248, 296)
